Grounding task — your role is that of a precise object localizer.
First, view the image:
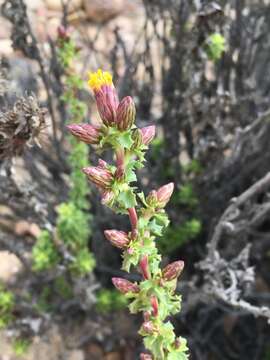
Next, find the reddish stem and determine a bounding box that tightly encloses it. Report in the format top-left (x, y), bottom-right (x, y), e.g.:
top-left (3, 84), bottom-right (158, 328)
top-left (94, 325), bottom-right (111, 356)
top-left (116, 147), bottom-right (125, 178)
top-left (128, 207), bottom-right (138, 237)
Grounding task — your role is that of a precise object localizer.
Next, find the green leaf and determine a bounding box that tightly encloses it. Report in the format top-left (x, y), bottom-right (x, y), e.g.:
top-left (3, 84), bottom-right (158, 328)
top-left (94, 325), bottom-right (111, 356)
top-left (118, 189), bottom-right (137, 209)
top-left (148, 219), bottom-right (163, 236)
top-left (117, 131), bottom-right (134, 149)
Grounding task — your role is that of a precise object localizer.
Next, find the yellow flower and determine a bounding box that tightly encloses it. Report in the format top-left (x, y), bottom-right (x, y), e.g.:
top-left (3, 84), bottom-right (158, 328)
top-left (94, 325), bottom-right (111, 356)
top-left (88, 69), bottom-right (113, 91)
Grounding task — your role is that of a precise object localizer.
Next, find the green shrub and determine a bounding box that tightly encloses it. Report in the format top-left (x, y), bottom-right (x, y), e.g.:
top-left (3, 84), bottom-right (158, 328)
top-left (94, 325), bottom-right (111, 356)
top-left (205, 32), bottom-right (226, 62)
top-left (56, 202), bottom-right (91, 251)
top-left (69, 248), bottom-right (96, 276)
top-left (0, 284), bottom-right (15, 329)
top-left (158, 219), bottom-right (202, 254)
top-left (32, 230), bottom-right (59, 272)
top-left (12, 338), bottom-right (30, 356)
top-left (175, 183), bottom-right (198, 208)
top-left (96, 289), bottom-right (128, 313)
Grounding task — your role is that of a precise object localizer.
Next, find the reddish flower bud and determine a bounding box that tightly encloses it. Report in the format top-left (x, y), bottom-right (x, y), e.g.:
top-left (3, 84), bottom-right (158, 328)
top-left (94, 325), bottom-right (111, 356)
top-left (112, 277), bottom-right (140, 294)
top-left (143, 311), bottom-right (151, 322)
top-left (101, 190), bottom-right (114, 205)
top-left (140, 125), bottom-right (156, 145)
top-left (116, 96), bottom-right (136, 131)
top-left (146, 190), bottom-right (158, 207)
top-left (140, 354), bottom-right (153, 360)
top-left (132, 128), bottom-right (143, 148)
top-left (140, 255), bottom-right (150, 280)
top-left (88, 70), bottom-right (119, 126)
top-left (57, 25), bottom-right (70, 40)
top-left (98, 159), bottom-right (108, 169)
top-left (104, 230), bottom-right (130, 249)
top-left (174, 338), bottom-right (181, 349)
top-left (156, 182), bottom-right (174, 207)
top-left (151, 296), bottom-right (159, 317)
top-left (162, 260), bottom-right (184, 281)
top-left (141, 321), bottom-right (157, 334)
top-left (67, 124), bottom-right (101, 144)
top-left (82, 165), bottom-right (113, 189)
top-left (95, 89), bottom-right (118, 126)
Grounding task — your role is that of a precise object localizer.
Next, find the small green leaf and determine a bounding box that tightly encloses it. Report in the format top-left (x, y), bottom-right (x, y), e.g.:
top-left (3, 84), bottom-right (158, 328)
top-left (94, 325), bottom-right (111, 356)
top-left (118, 189), bottom-right (137, 209)
top-left (118, 131), bottom-right (134, 149)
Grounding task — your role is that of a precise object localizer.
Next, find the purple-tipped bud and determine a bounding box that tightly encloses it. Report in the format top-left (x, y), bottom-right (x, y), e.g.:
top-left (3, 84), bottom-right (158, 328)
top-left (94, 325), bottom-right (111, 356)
top-left (140, 354), bottom-right (153, 360)
top-left (67, 124), bottom-right (101, 144)
top-left (132, 128), bottom-right (143, 148)
top-left (94, 86), bottom-right (119, 126)
top-left (140, 125), bottom-right (156, 145)
top-left (140, 255), bottom-right (150, 280)
top-left (57, 25), bottom-right (70, 40)
top-left (98, 159), bottom-right (108, 169)
top-left (112, 277), bottom-right (140, 294)
top-left (162, 260), bottom-right (184, 281)
top-left (146, 190), bottom-right (158, 207)
top-left (101, 190), bottom-right (114, 205)
top-left (104, 230), bottom-right (130, 249)
top-left (174, 338), bottom-right (181, 349)
top-left (116, 96), bottom-right (136, 131)
top-left (141, 321), bottom-right (156, 334)
top-left (82, 165), bottom-right (113, 189)
top-left (151, 296), bottom-right (159, 317)
top-left (156, 182), bottom-right (174, 207)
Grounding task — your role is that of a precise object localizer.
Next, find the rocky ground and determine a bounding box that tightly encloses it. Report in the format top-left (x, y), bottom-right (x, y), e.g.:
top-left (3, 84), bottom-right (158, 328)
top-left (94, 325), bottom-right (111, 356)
top-left (0, 0), bottom-right (144, 359)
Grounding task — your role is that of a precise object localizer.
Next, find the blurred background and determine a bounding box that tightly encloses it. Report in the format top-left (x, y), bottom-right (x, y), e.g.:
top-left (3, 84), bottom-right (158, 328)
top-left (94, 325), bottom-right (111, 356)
top-left (0, 0), bottom-right (270, 359)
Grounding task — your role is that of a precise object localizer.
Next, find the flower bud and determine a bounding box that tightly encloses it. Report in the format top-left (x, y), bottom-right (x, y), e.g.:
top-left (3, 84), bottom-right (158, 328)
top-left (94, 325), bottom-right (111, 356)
top-left (140, 354), bottom-right (153, 360)
top-left (174, 338), bottom-right (181, 349)
top-left (162, 260), bottom-right (184, 281)
top-left (104, 230), bottom-right (130, 249)
top-left (116, 96), bottom-right (136, 131)
top-left (57, 25), bottom-right (70, 40)
top-left (67, 124), bottom-right (101, 144)
top-left (141, 321), bottom-right (156, 334)
top-left (146, 190), bottom-right (158, 207)
top-left (140, 125), bottom-right (156, 145)
top-left (140, 255), bottom-right (150, 280)
top-left (82, 165), bottom-right (113, 189)
top-left (151, 296), bottom-right (159, 317)
top-left (143, 311), bottom-right (151, 322)
top-left (132, 128), bottom-right (143, 148)
top-left (95, 90), bottom-right (118, 126)
top-left (88, 70), bottom-right (119, 126)
top-left (98, 159), bottom-right (108, 169)
top-left (112, 277), bottom-right (140, 294)
top-left (101, 190), bottom-right (114, 206)
top-left (156, 182), bottom-right (174, 207)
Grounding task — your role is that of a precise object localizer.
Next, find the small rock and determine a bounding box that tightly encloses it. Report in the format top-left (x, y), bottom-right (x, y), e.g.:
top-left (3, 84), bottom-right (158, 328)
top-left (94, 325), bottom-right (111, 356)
top-left (68, 350), bottom-right (85, 360)
top-left (104, 352), bottom-right (122, 360)
top-left (15, 220), bottom-right (41, 238)
top-left (44, 0), bottom-right (83, 12)
top-left (85, 343), bottom-right (104, 360)
top-left (82, 0), bottom-right (125, 23)
top-left (0, 251), bottom-right (23, 283)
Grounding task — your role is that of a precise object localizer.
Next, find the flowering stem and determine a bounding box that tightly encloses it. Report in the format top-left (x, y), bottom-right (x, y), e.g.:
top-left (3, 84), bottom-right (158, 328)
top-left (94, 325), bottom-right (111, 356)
top-left (67, 69), bottom-right (189, 359)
